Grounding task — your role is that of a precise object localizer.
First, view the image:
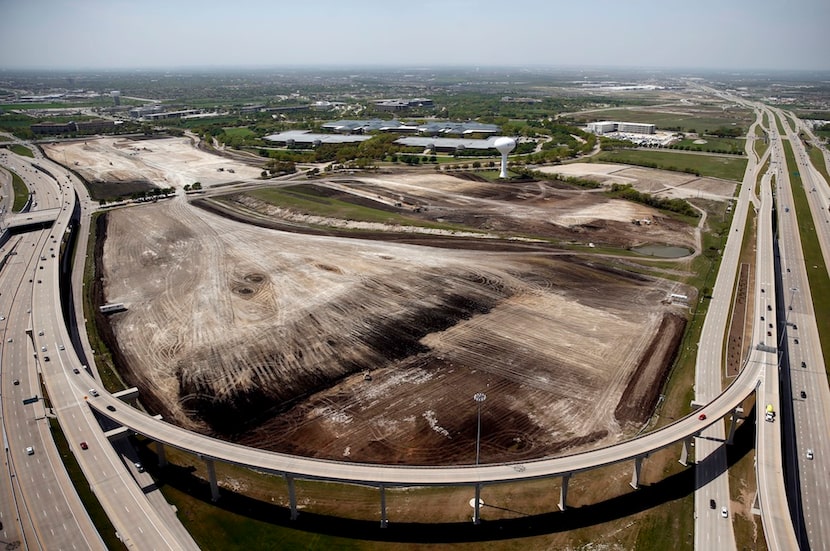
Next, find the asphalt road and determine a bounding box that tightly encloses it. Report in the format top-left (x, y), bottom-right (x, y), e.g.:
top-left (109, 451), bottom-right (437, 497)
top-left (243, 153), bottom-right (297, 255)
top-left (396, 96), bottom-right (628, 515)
top-left (1, 148), bottom-right (105, 550)
top-left (691, 103), bottom-right (767, 551)
top-left (771, 111), bottom-right (830, 550)
top-left (2, 145), bottom-right (198, 550)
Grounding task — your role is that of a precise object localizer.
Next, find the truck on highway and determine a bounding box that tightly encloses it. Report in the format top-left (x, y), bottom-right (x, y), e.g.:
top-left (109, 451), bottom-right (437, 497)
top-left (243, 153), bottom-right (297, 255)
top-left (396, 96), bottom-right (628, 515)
top-left (765, 404), bottom-right (775, 422)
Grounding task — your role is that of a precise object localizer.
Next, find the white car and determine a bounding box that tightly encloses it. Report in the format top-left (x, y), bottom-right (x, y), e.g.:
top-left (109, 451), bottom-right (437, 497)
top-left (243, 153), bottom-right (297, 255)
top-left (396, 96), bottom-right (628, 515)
top-left (25, 446), bottom-right (34, 455)
top-left (721, 506), bottom-right (728, 518)
top-left (40, 346), bottom-right (47, 352)
top-left (806, 449), bottom-right (814, 460)
top-left (58, 344), bottom-right (65, 350)
top-left (89, 389), bottom-right (99, 397)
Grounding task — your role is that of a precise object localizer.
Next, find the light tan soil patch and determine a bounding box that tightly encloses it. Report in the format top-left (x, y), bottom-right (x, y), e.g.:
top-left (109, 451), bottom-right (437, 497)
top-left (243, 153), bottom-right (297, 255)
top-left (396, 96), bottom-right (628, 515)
top-left (43, 136), bottom-right (263, 189)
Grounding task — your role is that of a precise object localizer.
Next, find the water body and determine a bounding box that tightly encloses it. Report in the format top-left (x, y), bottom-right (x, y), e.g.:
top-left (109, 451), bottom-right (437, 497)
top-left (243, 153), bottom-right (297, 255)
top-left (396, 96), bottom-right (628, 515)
top-left (631, 244), bottom-right (692, 258)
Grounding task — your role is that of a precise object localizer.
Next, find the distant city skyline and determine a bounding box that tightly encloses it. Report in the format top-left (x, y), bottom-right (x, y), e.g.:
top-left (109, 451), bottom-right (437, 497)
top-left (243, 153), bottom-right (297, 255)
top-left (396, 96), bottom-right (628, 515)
top-left (1, 0), bottom-right (828, 72)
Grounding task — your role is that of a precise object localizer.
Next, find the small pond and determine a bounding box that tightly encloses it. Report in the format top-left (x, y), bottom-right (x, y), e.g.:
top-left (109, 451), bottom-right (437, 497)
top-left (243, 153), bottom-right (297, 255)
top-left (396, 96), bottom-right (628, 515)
top-left (631, 244), bottom-right (693, 258)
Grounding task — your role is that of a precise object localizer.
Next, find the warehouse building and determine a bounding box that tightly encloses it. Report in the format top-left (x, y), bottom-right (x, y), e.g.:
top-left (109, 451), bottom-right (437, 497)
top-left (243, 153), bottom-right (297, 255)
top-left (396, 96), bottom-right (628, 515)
top-left (587, 121), bottom-right (656, 135)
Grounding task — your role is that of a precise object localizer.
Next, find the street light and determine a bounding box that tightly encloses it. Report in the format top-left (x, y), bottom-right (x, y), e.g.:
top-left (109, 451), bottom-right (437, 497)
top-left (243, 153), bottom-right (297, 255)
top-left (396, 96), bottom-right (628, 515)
top-left (474, 392), bottom-right (486, 465)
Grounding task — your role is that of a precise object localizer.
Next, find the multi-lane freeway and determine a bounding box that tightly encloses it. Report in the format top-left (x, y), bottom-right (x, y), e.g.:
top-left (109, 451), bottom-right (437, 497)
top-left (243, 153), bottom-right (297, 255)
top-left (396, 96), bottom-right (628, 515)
top-left (770, 110), bottom-right (830, 551)
top-left (1, 146), bottom-right (198, 550)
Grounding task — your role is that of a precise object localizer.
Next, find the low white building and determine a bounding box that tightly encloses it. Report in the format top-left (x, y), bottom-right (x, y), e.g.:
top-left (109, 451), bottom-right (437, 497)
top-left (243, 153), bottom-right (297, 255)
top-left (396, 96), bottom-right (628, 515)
top-left (587, 121), bottom-right (618, 134)
top-left (587, 121), bottom-right (656, 135)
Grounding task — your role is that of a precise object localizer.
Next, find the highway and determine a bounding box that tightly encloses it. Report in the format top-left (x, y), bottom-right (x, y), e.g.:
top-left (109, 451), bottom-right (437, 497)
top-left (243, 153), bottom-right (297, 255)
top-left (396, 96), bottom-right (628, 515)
top-left (1, 149), bottom-right (106, 550)
top-left (692, 105), bottom-right (766, 551)
top-left (770, 110), bottom-right (830, 550)
top-left (1, 146), bottom-right (198, 550)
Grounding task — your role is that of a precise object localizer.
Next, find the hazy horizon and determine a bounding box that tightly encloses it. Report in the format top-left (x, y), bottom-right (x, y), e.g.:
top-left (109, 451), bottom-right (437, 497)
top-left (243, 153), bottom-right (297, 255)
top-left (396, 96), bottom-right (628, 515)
top-left (1, 0), bottom-right (828, 72)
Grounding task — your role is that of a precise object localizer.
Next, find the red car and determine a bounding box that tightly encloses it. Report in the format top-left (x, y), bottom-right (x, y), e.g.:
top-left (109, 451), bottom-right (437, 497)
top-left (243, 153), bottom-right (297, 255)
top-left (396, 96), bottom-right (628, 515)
top-left (698, 413), bottom-right (707, 421)
top-left (80, 441), bottom-right (88, 450)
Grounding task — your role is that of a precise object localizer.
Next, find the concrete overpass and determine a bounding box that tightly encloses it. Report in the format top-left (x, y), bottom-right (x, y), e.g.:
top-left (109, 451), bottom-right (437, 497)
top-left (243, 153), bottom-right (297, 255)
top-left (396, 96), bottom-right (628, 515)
top-left (85, 349), bottom-right (762, 525)
top-left (3, 207), bottom-right (61, 230)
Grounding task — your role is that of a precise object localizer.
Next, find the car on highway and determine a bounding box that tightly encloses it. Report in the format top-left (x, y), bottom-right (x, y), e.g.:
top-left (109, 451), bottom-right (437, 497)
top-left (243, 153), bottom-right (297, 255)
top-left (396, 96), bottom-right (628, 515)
top-left (6, 338), bottom-right (11, 343)
top-left (794, 339), bottom-right (799, 344)
top-left (721, 506), bottom-right (728, 518)
top-left (89, 389), bottom-right (99, 397)
top-left (41, 345), bottom-right (47, 352)
top-left (135, 462), bottom-right (145, 473)
top-left (709, 499), bottom-right (716, 509)
top-left (806, 449), bottom-right (814, 460)
top-left (106, 405), bottom-right (116, 412)
top-left (698, 413), bottom-right (707, 420)
top-left (58, 344), bottom-right (65, 350)
top-left (800, 390), bottom-right (807, 399)
top-left (801, 361), bottom-right (806, 368)
top-left (80, 441), bottom-right (88, 450)
top-left (13, 379), bottom-right (19, 385)
top-left (43, 355), bottom-right (49, 361)
top-left (767, 331), bottom-right (772, 336)
top-left (793, 324), bottom-right (798, 330)
top-left (25, 446), bottom-right (34, 455)
top-left (38, 330), bottom-right (44, 336)
top-left (73, 367), bottom-right (80, 374)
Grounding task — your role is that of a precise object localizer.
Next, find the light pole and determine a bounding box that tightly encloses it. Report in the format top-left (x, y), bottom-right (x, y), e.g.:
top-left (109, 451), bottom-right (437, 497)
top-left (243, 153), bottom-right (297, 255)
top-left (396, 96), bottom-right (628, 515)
top-left (471, 392), bottom-right (487, 524)
top-left (474, 392), bottom-right (486, 465)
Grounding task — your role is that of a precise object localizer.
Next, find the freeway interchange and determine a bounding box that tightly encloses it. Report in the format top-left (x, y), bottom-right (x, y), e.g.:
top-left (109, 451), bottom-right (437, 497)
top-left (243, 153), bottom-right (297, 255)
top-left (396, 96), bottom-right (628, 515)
top-left (1, 88), bottom-right (829, 549)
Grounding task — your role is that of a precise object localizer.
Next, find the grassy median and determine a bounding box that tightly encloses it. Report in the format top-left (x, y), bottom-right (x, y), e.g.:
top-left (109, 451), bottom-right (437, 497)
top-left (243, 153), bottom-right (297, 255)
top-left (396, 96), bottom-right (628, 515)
top-left (782, 140), bottom-right (830, 379)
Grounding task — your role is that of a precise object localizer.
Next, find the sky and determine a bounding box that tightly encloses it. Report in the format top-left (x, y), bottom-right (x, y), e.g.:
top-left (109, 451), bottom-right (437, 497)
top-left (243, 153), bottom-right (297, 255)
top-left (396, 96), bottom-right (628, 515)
top-left (1, 0), bottom-right (828, 72)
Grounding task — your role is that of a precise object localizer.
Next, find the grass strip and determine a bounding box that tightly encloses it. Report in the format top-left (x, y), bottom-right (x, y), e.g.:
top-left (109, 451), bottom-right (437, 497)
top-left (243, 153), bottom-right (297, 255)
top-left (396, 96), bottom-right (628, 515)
top-left (9, 144), bottom-right (34, 157)
top-left (807, 145), bottom-right (829, 184)
top-left (754, 126), bottom-right (768, 160)
top-left (82, 212), bottom-right (128, 393)
top-left (48, 418), bottom-right (126, 550)
top-left (782, 140), bottom-right (830, 379)
top-left (594, 150), bottom-right (748, 181)
top-left (9, 169), bottom-right (29, 211)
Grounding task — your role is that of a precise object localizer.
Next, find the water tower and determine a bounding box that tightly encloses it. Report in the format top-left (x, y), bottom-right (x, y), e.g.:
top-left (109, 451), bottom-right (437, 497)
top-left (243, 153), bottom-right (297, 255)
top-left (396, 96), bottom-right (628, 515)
top-left (494, 137), bottom-right (516, 179)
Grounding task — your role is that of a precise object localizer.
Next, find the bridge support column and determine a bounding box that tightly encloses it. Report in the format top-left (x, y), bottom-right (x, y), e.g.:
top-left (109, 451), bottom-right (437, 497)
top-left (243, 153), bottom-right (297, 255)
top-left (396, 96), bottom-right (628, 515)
top-left (156, 441), bottom-right (167, 467)
top-left (679, 437), bottom-right (694, 466)
top-left (726, 409), bottom-right (739, 445)
top-left (380, 484), bottom-right (388, 528)
top-left (473, 484), bottom-right (482, 525)
top-left (630, 456), bottom-right (643, 489)
top-left (205, 459), bottom-right (220, 502)
top-left (287, 475), bottom-right (298, 520)
top-left (558, 473), bottom-right (571, 511)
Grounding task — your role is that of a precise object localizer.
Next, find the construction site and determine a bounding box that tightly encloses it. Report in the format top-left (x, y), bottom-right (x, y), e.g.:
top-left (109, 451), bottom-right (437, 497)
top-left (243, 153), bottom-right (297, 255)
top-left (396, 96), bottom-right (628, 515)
top-left (42, 136), bottom-right (737, 466)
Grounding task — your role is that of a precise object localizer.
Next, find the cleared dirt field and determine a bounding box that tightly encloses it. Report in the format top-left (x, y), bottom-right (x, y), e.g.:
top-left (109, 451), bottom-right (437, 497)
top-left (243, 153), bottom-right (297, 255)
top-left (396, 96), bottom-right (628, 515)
top-left (43, 136), bottom-right (262, 195)
top-left (541, 163), bottom-right (738, 201)
top-left (86, 137), bottom-right (698, 466)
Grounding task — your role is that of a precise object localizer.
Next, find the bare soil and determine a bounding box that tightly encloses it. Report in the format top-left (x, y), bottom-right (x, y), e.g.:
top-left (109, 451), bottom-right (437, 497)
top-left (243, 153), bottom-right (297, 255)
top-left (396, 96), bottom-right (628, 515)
top-left (541, 163), bottom-right (737, 202)
top-left (79, 137), bottom-right (702, 466)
